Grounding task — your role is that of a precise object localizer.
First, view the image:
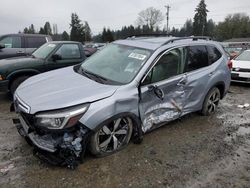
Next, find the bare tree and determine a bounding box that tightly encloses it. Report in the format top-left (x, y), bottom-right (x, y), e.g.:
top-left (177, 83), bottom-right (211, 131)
top-left (136, 7), bottom-right (164, 30)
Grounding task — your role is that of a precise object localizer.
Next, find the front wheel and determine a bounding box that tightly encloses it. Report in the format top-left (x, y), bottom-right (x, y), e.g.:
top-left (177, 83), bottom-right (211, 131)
top-left (89, 116), bottom-right (133, 157)
top-left (10, 76), bottom-right (30, 95)
top-left (201, 87), bottom-right (221, 116)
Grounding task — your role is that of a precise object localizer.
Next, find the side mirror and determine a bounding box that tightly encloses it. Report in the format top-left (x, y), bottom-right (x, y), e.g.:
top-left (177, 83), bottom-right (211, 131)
top-left (51, 54), bottom-right (62, 61)
top-left (0, 43), bottom-right (5, 49)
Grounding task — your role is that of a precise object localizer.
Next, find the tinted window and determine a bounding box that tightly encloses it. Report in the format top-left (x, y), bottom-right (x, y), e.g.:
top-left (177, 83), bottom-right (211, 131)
top-left (143, 47), bottom-right (186, 84)
top-left (185, 45), bottom-right (208, 72)
top-left (26, 37), bottom-right (46, 48)
top-left (0, 36), bottom-right (21, 48)
top-left (55, 44), bottom-right (81, 59)
top-left (207, 46), bottom-right (222, 64)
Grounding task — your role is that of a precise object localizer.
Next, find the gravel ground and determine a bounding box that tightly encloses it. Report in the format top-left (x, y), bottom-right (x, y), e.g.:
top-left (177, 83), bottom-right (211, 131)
top-left (0, 84), bottom-right (249, 188)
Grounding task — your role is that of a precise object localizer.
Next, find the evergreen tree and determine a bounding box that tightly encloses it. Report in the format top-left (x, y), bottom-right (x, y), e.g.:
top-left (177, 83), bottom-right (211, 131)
top-left (70, 13), bottom-right (84, 42)
top-left (84, 21), bottom-right (92, 41)
top-left (23, 27), bottom-right (29, 33)
top-left (193, 0), bottom-right (208, 36)
top-left (62, 31), bottom-right (70, 41)
top-left (44, 22), bottom-right (52, 35)
top-left (39, 27), bottom-right (45, 34)
top-left (28, 24), bottom-right (35, 34)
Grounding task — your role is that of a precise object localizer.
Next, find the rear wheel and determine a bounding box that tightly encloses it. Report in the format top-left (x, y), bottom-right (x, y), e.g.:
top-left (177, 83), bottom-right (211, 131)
top-left (90, 116), bottom-right (133, 157)
top-left (201, 87), bottom-right (221, 116)
top-left (10, 76), bottom-right (30, 95)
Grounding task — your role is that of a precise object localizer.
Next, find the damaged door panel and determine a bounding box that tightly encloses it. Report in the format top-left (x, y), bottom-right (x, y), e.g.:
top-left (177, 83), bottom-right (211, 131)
top-left (139, 47), bottom-right (189, 132)
top-left (139, 75), bottom-right (188, 132)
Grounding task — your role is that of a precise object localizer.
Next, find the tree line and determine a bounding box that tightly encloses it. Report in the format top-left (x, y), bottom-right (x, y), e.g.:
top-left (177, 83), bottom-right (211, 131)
top-left (20, 0), bottom-right (250, 43)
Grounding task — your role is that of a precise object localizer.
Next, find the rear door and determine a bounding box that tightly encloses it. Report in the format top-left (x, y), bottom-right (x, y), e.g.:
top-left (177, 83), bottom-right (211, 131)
top-left (139, 47), bottom-right (189, 132)
top-left (181, 45), bottom-right (211, 113)
top-left (46, 43), bottom-right (83, 70)
top-left (0, 35), bottom-right (24, 59)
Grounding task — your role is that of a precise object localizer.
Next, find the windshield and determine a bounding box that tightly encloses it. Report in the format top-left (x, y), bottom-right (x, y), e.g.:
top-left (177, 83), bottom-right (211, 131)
top-left (235, 50), bottom-right (250, 61)
top-left (80, 43), bottom-right (151, 84)
top-left (32, 43), bottom-right (57, 59)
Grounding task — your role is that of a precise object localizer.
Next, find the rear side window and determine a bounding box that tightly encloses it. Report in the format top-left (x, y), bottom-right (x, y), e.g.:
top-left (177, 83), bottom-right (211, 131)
top-left (0, 36), bottom-right (21, 48)
top-left (26, 37), bottom-right (46, 48)
top-left (207, 46), bottom-right (222, 64)
top-left (185, 45), bottom-right (208, 72)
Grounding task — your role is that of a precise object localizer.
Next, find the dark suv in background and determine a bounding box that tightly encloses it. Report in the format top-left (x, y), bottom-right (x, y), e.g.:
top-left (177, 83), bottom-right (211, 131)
top-left (0, 34), bottom-right (52, 59)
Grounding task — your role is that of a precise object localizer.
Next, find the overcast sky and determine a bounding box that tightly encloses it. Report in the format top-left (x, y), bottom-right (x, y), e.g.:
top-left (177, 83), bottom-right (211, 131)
top-left (0, 0), bottom-right (250, 35)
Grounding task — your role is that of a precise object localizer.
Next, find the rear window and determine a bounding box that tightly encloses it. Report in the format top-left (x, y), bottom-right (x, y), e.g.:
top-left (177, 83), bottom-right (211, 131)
top-left (26, 37), bottom-right (46, 48)
top-left (207, 46), bottom-right (222, 64)
top-left (185, 45), bottom-right (208, 72)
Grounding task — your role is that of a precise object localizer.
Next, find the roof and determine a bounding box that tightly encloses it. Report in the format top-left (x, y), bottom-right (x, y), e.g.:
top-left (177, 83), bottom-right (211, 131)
top-left (0, 33), bottom-right (51, 37)
top-left (47, 41), bottom-right (81, 44)
top-left (114, 36), bottom-right (217, 51)
top-left (224, 38), bottom-right (250, 42)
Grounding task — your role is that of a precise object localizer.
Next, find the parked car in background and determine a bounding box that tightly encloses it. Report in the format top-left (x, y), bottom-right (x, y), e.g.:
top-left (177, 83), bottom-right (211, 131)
top-left (221, 42), bottom-right (250, 59)
top-left (231, 49), bottom-right (250, 83)
top-left (0, 41), bottom-right (85, 94)
top-left (13, 36), bottom-right (231, 168)
top-left (83, 43), bottom-right (107, 57)
top-left (0, 34), bottom-right (52, 60)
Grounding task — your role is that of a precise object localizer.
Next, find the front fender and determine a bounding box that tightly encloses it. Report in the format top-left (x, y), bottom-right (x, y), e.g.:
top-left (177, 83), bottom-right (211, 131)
top-left (79, 88), bottom-right (140, 132)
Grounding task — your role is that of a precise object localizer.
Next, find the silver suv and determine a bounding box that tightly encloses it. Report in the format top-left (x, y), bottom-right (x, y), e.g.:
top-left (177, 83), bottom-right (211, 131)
top-left (13, 36), bottom-right (231, 168)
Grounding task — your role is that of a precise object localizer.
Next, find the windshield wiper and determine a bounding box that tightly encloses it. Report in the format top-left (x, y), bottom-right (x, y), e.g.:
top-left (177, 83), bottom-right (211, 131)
top-left (79, 67), bottom-right (122, 85)
top-left (80, 68), bottom-right (107, 84)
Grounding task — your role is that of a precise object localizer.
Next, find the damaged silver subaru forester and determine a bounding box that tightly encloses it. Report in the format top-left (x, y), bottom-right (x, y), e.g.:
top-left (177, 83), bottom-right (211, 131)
top-left (13, 36), bottom-right (231, 168)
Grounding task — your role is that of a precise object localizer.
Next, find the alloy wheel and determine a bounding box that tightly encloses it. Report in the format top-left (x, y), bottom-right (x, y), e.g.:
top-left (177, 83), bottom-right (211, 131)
top-left (97, 117), bottom-right (132, 153)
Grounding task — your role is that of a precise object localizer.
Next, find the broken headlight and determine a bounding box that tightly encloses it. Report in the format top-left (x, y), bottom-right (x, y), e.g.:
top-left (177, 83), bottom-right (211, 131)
top-left (35, 104), bottom-right (89, 129)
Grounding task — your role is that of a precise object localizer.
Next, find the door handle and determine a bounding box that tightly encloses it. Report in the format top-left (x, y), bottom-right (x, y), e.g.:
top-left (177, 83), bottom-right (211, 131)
top-left (16, 51), bottom-right (24, 54)
top-left (209, 71), bottom-right (215, 77)
top-left (177, 75), bottom-right (187, 86)
top-left (147, 85), bottom-right (164, 100)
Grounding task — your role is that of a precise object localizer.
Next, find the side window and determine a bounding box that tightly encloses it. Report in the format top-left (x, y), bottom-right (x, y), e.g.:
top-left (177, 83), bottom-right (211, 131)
top-left (55, 44), bottom-right (81, 59)
top-left (26, 37), bottom-right (46, 48)
top-left (143, 47), bottom-right (186, 85)
top-left (207, 46), bottom-right (222, 65)
top-left (0, 36), bottom-right (21, 48)
top-left (185, 45), bottom-right (208, 72)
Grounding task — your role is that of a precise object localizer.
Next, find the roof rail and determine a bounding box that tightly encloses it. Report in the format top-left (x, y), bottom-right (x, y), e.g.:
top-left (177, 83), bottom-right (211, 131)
top-left (127, 33), bottom-right (172, 39)
top-left (161, 36), bottom-right (212, 46)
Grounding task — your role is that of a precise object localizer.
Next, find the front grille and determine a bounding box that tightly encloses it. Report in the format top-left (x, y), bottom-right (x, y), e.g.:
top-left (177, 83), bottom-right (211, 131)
top-left (232, 68), bottom-right (250, 72)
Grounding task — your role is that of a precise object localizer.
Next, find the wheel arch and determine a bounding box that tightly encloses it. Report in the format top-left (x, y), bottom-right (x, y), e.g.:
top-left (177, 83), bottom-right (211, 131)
top-left (7, 69), bottom-right (40, 89)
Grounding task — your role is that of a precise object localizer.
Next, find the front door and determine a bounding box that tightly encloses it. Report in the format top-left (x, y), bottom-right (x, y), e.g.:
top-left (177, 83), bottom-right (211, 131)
top-left (47, 43), bottom-right (83, 70)
top-left (139, 47), bottom-right (189, 132)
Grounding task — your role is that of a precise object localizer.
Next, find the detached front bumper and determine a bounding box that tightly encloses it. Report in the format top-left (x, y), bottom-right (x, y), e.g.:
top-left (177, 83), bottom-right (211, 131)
top-left (0, 80), bottom-right (9, 92)
top-left (13, 114), bottom-right (91, 168)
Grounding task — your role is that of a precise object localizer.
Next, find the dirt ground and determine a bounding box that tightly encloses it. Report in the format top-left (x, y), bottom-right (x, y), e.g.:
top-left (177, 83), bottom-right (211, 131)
top-left (0, 84), bottom-right (249, 188)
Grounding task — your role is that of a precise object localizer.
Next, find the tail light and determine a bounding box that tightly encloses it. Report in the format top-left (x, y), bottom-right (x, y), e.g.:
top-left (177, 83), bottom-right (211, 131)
top-left (227, 60), bottom-right (233, 70)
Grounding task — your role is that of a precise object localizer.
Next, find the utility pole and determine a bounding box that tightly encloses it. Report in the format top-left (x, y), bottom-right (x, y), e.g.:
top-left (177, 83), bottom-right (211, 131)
top-left (165, 5), bottom-right (171, 34)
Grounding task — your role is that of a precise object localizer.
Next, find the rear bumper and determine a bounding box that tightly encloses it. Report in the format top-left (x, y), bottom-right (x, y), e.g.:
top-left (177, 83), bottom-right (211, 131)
top-left (0, 80), bottom-right (9, 92)
top-left (231, 71), bottom-right (250, 83)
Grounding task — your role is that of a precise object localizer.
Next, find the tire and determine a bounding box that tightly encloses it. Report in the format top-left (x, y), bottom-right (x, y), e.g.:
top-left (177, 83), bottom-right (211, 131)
top-left (201, 87), bottom-right (221, 116)
top-left (10, 76), bottom-right (30, 95)
top-left (89, 116), bottom-right (133, 157)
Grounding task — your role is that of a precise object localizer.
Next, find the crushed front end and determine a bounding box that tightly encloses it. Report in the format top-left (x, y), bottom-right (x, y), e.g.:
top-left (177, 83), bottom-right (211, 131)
top-left (12, 96), bottom-right (92, 169)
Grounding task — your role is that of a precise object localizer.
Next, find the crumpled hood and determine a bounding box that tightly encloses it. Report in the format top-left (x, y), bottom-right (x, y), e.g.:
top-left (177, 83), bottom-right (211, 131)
top-left (232, 60), bottom-right (250, 69)
top-left (16, 66), bottom-right (119, 114)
